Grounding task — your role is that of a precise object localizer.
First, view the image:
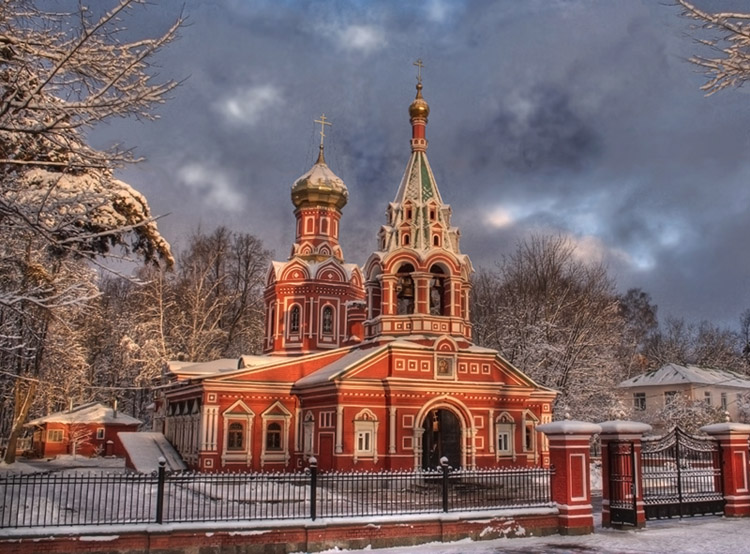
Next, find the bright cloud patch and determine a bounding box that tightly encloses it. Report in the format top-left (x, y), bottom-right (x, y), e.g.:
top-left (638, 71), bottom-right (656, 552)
top-left (216, 84), bottom-right (282, 126)
top-left (178, 163), bottom-right (244, 212)
top-left (337, 24), bottom-right (386, 53)
top-left (485, 206), bottom-right (514, 228)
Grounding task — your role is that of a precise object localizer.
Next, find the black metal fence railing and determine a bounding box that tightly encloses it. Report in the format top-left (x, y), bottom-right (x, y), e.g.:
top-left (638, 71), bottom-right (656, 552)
top-left (0, 461), bottom-right (553, 529)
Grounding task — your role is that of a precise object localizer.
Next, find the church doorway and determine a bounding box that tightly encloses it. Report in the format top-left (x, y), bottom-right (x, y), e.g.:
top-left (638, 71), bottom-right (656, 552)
top-left (421, 409), bottom-right (462, 470)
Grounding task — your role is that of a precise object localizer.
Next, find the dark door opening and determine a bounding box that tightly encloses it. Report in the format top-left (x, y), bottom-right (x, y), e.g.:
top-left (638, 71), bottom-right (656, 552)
top-left (421, 409), bottom-right (461, 470)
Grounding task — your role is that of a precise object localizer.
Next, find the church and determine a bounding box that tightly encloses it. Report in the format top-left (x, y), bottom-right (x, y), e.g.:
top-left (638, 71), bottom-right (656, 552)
top-left (156, 69), bottom-right (557, 473)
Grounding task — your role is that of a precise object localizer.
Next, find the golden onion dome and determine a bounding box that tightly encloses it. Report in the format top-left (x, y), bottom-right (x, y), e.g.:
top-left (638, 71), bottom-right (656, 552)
top-left (291, 146), bottom-right (348, 210)
top-left (409, 83), bottom-right (430, 119)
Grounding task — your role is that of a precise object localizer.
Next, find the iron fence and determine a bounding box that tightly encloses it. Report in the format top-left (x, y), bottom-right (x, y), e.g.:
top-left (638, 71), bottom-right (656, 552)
top-left (0, 462), bottom-right (552, 528)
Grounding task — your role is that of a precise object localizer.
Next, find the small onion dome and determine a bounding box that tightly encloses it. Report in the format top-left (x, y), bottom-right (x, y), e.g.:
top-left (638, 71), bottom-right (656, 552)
top-left (291, 147), bottom-right (348, 210)
top-left (409, 83), bottom-right (430, 119)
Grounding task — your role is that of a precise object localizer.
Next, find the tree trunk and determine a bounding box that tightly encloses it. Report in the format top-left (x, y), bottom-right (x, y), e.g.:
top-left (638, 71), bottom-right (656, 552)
top-left (3, 380), bottom-right (37, 464)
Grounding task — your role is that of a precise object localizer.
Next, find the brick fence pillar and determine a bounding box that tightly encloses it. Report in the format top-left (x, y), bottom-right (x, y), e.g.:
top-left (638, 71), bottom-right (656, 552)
top-left (701, 422), bottom-right (750, 517)
top-left (599, 420), bottom-right (651, 529)
top-left (538, 420), bottom-right (601, 535)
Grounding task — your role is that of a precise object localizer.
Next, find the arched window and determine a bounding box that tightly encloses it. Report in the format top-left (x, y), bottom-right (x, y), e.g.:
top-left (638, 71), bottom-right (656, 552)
top-left (396, 263), bottom-right (415, 315)
top-left (429, 265), bottom-right (446, 316)
top-left (322, 306), bottom-right (334, 334)
top-left (495, 413), bottom-right (514, 456)
top-left (289, 305), bottom-right (301, 333)
top-left (402, 233), bottom-right (410, 246)
top-left (266, 422), bottom-right (282, 451)
top-left (433, 234), bottom-right (440, 247)
top-left (227, 422), bottom-right (244, 450)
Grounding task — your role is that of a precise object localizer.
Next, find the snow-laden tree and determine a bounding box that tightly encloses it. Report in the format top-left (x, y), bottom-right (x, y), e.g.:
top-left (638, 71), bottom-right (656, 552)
top-left (169, 227), bottom-right (270, 362)
top-left (643, 317), bottom-right (744, 371)
top-left (471, 234), bottom-right (625, 421)
top-left (678, 0), bottom-right (750, 95)
top-left (648, 393), bottom-right (725, 434)
top-left (1, 0), bottom-right (183, 463)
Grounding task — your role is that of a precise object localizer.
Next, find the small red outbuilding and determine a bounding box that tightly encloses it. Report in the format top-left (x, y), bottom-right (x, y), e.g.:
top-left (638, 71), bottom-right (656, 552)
top-left (26, 402), bottom-right (141, 458)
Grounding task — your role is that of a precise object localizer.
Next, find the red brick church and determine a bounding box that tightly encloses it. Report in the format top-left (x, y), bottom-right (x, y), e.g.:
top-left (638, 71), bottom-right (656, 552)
top-left (156, 72), bottom-right (556, 472)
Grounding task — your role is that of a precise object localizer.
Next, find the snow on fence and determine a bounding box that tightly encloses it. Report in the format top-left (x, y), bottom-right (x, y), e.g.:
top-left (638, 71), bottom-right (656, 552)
top-left (0, 463), bottom-right (552, 529)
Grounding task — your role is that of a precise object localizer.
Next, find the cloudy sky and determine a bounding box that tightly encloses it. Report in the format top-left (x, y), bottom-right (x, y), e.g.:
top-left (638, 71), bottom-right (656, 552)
top-left (93, 0), bottom-right (750, 328)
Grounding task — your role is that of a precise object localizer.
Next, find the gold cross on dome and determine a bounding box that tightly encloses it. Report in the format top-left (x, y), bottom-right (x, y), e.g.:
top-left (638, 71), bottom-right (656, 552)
top-left (413, 58), bottom-right (424, 84)
top-left (314, 114), bottom-right (332, 148)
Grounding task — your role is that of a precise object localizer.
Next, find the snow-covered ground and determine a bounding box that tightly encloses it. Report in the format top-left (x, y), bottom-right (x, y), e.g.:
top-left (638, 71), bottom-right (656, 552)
top-left (0, 454), bottom-right (127, 475)
top-left (309, 517), bottom-right (750, 554)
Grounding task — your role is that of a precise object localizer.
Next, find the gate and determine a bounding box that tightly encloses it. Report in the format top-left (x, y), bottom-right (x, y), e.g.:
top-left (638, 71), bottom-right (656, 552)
top-left (641, 426), bottom-right (724, 519)
top-left (608, 441), bottom-right (637, 526)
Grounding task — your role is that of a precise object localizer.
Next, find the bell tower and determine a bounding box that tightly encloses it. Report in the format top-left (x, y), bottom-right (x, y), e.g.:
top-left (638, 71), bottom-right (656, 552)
top-left (263, 115), bottom-right (365, 355)
top-left (363, 63), bottom-right (474, 343)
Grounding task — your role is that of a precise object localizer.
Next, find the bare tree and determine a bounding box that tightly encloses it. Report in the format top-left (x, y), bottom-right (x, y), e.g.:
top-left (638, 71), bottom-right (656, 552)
top-left (678, 0), bottom-right (750, 95)
top-left (1, 0), bottom-right (183, 463)
top-left (643, 316), bottom-right (743, 371)
top-left (471, 234), bottom-right (625, 420)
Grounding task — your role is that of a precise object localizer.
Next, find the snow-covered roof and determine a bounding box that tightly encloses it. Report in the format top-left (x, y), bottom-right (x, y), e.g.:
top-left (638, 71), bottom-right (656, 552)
top-left (117, 432), bottom-right (186, 473)
top-left (27, 402), bottom-right (142, 426)
top-left (618, 363), bottom-right (750, 390)
top-left (165, 358), bottom-right (243, 377)
top-left (294, 345), bottom-right (389, 388)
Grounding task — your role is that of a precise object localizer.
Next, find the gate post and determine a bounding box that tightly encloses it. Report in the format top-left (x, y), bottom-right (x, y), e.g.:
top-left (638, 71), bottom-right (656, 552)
top-left (599, 421), bottom-right (651, 529)
top-left (538, 420), bottom-right (601, 535)
top-left (701, 422), bottom-right (750, 517)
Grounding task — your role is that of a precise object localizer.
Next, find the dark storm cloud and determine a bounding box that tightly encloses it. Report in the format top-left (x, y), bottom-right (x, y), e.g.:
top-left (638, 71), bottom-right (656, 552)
top-left (467, 85), bottom-right (602, 174)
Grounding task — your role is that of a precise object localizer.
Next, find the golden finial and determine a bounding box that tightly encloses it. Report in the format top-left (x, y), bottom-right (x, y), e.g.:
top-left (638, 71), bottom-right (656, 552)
top-left (314, 113), bottom-right (332, 164)
top-left (409, 59), bottom-right (429, 119)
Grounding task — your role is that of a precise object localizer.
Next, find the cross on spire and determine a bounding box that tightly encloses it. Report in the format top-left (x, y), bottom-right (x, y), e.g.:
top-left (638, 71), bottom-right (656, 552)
top-left (314, 114), bottom-right (332, 149)
top-left (413, 58), bottom-right (424, 84)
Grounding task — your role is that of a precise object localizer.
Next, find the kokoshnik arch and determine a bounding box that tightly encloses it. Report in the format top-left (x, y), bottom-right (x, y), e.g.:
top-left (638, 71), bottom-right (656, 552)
top-left (156, 66), bottom-right (557, 472)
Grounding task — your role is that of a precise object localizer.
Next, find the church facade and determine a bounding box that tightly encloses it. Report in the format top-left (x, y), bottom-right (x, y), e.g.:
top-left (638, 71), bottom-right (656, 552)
top-left (156, 75), bottom-right (557, 473)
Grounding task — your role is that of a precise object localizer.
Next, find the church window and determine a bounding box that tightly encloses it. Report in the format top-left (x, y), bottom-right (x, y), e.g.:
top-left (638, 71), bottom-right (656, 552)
top-left (353, 410), bottom-right (378, 461)
top-left (396, 263), bottom-right (415, 315)
top-left (495, 413), bottom-right (515, 456)
top-left (433, 234), bottom-right (440, 247)
top-left (322, 306), bottom-right (334, 334)
top-left (430, 209), bottom-right (436, 221)
top-left (523, 411), bottom-right (538, 453)
top-left (227, 422), bottom-right (244, 450)
top-left (402, 233), bottom-right (410, 246)
top-left (266, 422), bottom-right (283, 451)
top-left (405, 207), bottom-right (413, 220)
top-left (321, 217), bottom-right (328, 234)
top-left (289, 305), bottom-right (301, 333)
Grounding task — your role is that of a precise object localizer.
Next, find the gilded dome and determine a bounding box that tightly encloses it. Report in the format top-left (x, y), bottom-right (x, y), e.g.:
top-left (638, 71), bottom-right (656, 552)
top-left (291, 147), bottom-right (348, 210)
top-left (409, 83), bottom-right (430, 119)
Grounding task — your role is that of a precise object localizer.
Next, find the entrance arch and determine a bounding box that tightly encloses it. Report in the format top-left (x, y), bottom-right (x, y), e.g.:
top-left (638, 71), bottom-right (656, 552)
top-left (421, 408), bottom-right (462, 469)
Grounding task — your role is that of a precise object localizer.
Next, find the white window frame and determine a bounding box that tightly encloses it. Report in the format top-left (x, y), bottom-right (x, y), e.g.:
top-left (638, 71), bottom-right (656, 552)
top-left (221, 400), bottom-right (255, 466)
top-left (47, 429), bottom-right (64, 443)
top-left (261, 402), bottom-right (292, 466)
top-left (495, 412), bottom-right (515, 460)
top-left (633, 392), bottom-right (646, 411)
top-left (353, 409), bottom-right (379, 464)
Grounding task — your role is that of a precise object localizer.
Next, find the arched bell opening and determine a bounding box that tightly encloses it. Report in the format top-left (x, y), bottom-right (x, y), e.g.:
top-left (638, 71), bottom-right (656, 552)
top-left (396, 263), bottom-right (415, 315)
top-left (428, 264), bottom-right (449, 316)
top-left (421, 408), bottom-right (462, 470)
